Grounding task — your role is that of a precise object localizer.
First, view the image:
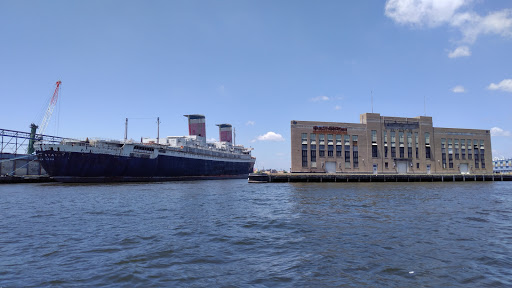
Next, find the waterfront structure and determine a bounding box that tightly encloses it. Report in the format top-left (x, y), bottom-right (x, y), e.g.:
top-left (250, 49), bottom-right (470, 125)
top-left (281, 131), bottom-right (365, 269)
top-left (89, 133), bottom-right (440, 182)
top-left (291, 113), bottom-right (492, 174)
top-left (493, 158), bottom-right (512, 174)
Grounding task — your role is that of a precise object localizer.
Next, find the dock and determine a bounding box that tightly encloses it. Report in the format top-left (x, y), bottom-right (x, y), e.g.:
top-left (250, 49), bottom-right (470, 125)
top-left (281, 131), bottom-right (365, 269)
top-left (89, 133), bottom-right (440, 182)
top-left (249, 173), bottom-right (512, 183)
top-left (0, 175), bottom-right (55, 184)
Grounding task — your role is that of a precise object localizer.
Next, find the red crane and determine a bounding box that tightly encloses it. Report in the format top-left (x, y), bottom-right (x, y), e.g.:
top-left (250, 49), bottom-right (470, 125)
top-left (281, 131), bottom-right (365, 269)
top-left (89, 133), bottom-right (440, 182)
top-left (38, 80), bottom-right (61, 136)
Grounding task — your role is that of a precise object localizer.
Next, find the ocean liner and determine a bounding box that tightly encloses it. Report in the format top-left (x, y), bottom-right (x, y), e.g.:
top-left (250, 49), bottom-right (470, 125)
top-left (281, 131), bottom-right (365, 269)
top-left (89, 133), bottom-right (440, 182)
top-left (35, 115), bottom-right (255, 183)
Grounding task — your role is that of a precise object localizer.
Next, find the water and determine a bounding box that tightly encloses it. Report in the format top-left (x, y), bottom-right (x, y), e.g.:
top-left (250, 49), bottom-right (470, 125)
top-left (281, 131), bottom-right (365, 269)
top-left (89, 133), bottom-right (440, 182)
top-left (1, 180), bottom-right (512, 287)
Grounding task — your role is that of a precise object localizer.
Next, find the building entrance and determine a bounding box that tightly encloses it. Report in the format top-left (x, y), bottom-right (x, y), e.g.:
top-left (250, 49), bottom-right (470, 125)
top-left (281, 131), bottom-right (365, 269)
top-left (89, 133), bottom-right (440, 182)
top-left (460, 163), bottom-right (469, 174)
top-left (396, 160), bottom-right (408, 174)
top-left (325, 161), bottom-right (336, 173)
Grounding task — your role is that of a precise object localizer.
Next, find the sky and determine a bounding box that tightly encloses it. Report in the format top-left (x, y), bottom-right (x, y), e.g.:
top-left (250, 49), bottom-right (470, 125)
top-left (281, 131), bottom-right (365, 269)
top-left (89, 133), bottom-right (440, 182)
top-left (1, 0), bottom-right (511, 170)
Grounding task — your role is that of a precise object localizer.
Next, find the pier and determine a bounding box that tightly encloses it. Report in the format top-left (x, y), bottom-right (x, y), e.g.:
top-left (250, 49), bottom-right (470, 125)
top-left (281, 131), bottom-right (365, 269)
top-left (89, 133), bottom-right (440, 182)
top-left (249, 173), bottom-right (512, 183)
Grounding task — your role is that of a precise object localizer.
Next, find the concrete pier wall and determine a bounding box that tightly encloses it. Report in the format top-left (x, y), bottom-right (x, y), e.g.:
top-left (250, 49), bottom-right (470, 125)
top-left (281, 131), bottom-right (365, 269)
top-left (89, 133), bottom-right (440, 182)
top-left (249, 173), bottom-right (512, 183)
top-left (0, 153), bottom-right (46, 176)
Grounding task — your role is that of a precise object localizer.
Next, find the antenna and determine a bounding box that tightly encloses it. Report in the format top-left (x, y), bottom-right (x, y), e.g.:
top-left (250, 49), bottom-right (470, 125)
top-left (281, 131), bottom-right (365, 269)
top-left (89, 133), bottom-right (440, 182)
top-left (371, 90), bottom-right (373, 113)
top-left (424, 96), bottom-right (426, 116)
top-left (234, 127), bottom-right (236, 146)
top-left (157, 117), bottom-right (160, 144)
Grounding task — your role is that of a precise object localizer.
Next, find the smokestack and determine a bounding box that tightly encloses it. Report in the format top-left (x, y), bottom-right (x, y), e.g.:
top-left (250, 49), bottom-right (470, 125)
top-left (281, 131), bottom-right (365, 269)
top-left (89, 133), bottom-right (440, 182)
top-left (216, 124), bottom-right (232, 143)
top-left (184, 115), bottom-right (206, 138)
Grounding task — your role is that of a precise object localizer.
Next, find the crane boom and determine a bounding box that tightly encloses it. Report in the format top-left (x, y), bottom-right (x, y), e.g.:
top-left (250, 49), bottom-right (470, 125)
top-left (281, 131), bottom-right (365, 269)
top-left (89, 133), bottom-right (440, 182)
top-left (38, 80), bottom-right (61, 136)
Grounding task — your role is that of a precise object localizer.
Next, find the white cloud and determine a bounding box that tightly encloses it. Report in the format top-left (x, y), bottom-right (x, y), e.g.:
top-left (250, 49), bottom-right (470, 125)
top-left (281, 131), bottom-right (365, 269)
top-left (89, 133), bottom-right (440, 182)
top-left (246, 120), bottom-right (255, 126)
top-left (454, 10), bottom-right (512, 44)
top-left (255, 131), bottom-right (285, 142)
top-left (451, 85), bottom-right (466, 93)
top-left (448, 46), bottom-right (471, 58)
top-left (488, 79), bottom-right (512, 92)
top-left (334, 105), bottom-right (342, 110)
top-left (385, 0), bottom-right (512, 57)
top-left (491, 127), bottom-right (511, 137)
top-left (385, 0), bottom-right (467, 27)
top-left (311, 96), bottom-right (330, 102)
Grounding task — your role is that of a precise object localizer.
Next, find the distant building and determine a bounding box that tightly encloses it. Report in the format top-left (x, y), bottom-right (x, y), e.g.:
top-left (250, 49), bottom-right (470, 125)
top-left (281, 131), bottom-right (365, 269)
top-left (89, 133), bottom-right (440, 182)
top-left (493, 158), bottom-right (512, 174)
top-left (291, 113), bottom-right (492, 174)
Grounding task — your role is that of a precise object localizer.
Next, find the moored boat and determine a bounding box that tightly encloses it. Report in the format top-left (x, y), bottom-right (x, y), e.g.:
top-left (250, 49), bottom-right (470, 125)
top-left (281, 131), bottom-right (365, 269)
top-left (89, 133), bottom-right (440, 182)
top-left (35, 115), bottom-right (255, 183)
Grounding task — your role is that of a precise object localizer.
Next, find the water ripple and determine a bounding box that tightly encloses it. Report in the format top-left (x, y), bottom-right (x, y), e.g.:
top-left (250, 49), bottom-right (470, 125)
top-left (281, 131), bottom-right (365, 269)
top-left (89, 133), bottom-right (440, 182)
top-left (1, 181), bottom-right (512, 287)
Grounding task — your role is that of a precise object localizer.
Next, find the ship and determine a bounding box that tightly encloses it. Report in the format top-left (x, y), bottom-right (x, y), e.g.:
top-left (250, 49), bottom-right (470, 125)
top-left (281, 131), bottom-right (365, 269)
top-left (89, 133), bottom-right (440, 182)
top-left (35, 115), bottom-right (255, 183)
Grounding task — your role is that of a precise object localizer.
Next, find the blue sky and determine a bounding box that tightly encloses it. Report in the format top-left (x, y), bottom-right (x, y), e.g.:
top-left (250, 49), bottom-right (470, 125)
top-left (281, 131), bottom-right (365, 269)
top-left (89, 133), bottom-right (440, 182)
top-left (1, 0), bottom-right (511, 170)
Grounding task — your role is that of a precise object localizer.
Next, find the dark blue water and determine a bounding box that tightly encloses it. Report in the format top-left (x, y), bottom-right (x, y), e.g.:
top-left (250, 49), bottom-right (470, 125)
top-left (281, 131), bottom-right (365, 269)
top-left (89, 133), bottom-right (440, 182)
top-left (1, 180), bottom-right (512, 287)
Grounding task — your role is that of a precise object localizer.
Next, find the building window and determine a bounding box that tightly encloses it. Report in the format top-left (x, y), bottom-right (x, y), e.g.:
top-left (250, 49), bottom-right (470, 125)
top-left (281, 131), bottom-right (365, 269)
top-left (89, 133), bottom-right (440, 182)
top-left (468, 139), bottom-right (472, 160)
top-left (449, 154), bottom-right (453, 169)
top-left (302, 144), bottom-right (308, 167)
top-left (425, 132), bottom-right (431, 159)
top-left (319, 145), bottom-right (325, 157)
top-left (399, 131), bottom-right (404, 158)
top-left (416, 163), bottom-right (419, 169)
top-left (391, 131), bottom-right (396, 158)
top-left (310, 144), bottom-right (316, 164)
top-left (310, 133), bottom-right (316, 145)
top-left (461, 139), bottom-right (466, 160)
top-left (328, 145), bottom-right (334, 157)
top-left (353, 145), bottom-right (358, 169)
top-left (454, 139), bottom-right (459, 160)
top-left (384, 130), bottom-right (388, 158)
top-left (336, 145), bottom-right (342, 157)
top-left (345, 136), bottom-right (350, 168)
top-left (301, 133), bottom-right (307, 144)
top-left (407, 132), bottom-right (412, 158)
top-left (441, 138), bottom-right (446, 168)
top-left (415, 132), bottom-right (419, 159)
top-left (336, 135), bottom-right (342, 157)
top-left (480, 140), bottom-right (485, 169)
top-left (371, 130), bottom-right (378, 158)
top-left (385, 162), bottom-right (388, 168)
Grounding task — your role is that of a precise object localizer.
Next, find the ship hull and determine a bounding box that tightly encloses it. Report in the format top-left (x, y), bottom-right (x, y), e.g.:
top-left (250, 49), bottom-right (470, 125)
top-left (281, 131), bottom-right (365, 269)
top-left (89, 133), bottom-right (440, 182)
top-left (37, 151), bottom-right (254, 183)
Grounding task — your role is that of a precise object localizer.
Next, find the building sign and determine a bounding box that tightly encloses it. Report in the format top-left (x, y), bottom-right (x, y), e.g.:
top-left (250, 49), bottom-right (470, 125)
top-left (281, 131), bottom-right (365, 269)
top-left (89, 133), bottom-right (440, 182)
top-left (313, 126), bottom-right (348, 134)
top-left (384, 122), bottom-right (419, 130)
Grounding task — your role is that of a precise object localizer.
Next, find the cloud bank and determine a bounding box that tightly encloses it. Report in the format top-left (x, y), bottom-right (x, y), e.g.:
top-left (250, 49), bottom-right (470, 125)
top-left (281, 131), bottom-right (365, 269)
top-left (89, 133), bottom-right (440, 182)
top-left (385, 0), bottom-right (512, 57)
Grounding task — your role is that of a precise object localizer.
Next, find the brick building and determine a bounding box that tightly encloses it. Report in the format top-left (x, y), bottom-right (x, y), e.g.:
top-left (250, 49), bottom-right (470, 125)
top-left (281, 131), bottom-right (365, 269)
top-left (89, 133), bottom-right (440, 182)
top-left (291, 113), bottom-right (492, 174)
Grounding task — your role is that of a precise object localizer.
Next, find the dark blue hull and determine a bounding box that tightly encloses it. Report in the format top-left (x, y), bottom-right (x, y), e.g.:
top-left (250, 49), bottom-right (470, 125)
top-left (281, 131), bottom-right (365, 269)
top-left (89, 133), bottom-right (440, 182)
top-left (37, 151), bottom-right (254, 182)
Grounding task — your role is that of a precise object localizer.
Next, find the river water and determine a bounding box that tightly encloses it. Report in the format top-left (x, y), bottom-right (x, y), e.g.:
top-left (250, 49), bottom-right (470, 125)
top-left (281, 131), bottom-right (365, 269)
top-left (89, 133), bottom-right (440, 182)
top-left (1, 180), bottom-right (512, 287)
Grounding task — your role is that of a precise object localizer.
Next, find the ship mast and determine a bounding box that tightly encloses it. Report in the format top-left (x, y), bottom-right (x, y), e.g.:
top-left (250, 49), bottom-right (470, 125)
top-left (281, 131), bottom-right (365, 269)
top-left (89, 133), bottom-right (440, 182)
top-left (124, 118), bottom-right (128, 142)
top-left (157, 117), bottom-right (160, 144)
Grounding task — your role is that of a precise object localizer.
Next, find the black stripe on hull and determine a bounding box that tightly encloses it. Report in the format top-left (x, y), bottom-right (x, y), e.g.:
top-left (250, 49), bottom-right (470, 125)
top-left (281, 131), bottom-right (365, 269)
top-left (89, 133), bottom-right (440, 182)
top-left (37, 151), bottom-right (254, 182)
